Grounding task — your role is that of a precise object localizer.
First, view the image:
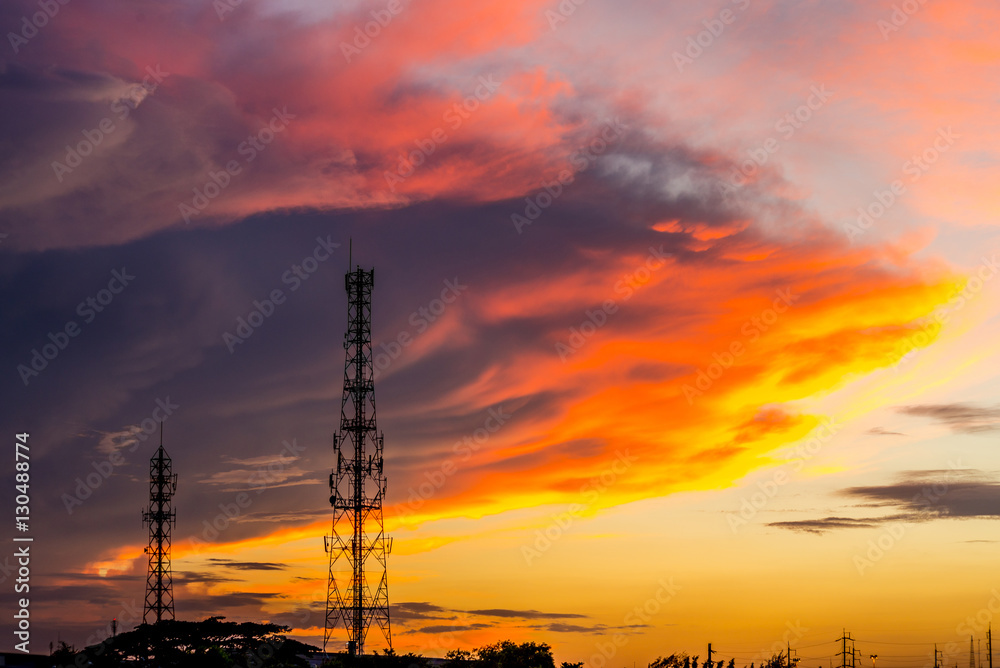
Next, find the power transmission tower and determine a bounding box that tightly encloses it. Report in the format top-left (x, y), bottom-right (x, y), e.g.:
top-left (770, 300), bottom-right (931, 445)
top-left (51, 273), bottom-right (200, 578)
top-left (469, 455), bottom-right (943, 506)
top-left (324, 261), bottom-right (392, 656)
top-left (839, 631), bottom-right (855, 668)
top-left (973, 636), bottom-right (977, 668)
top-left (142, 424), bottom-right (177, 624)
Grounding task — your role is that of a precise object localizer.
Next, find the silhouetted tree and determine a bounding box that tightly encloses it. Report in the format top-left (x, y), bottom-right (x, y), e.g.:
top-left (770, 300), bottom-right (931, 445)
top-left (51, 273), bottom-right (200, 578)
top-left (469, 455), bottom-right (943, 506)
top-left (761, 653), bottom-right (785, 668)
top-left (650, 654), bottom-right (687, 668)
top-left (445, 648), bottom-right (475, 668)
top-left (61, 617), bottom-right (317, 667)
top-left (475, 640), bottom-right (555, 668)
top-left (51, 640), bottom-right (77, 665)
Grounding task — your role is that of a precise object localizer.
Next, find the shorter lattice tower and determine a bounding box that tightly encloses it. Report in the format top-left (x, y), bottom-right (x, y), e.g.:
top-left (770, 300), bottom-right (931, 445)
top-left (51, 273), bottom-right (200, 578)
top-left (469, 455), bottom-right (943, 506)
top-left (142, 423), bottom-right (177, 624)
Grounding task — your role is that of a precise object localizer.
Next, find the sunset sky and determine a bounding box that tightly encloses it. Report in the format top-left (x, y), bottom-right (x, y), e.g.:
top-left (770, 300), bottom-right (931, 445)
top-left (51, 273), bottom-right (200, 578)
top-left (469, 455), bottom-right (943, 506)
top-left (2, 0), bottom-right (1000, 665)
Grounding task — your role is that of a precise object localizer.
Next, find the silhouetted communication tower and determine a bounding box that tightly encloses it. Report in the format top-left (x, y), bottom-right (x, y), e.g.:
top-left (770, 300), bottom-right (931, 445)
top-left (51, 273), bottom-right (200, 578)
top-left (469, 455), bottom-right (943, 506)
top-left (142, 424), bottom-right (177, 624)
top-left (324, 262), bottom-right (392, 655)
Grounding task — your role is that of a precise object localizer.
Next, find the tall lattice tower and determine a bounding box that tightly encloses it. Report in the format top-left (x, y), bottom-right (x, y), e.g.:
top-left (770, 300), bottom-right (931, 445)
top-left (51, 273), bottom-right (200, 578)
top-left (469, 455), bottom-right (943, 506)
top-left (142, 424), bottom-right (177, 624)
top-left (324, 262), bottom-right (391, 655)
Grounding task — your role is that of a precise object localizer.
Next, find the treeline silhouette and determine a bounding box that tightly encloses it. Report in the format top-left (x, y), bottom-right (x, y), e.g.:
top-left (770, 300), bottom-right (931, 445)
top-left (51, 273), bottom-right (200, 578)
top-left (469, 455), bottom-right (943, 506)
top-left (51, 617), bottom-right (317, 667)
top-left (49, 619), bottom-right (787, 668)
top-left (650, 653), bottom-right (787, 668)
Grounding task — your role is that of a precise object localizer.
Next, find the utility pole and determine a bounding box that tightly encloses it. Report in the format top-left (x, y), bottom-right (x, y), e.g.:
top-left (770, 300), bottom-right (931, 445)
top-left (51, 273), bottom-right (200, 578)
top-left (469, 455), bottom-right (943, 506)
top-left (708, 642), bottom-right (713, 668)
top-left (787, 641), bottom-right (798, 668)
top-left (988, 625), bottom-right (993, 668)
top-left (935, 644), bottom-right (943, 668)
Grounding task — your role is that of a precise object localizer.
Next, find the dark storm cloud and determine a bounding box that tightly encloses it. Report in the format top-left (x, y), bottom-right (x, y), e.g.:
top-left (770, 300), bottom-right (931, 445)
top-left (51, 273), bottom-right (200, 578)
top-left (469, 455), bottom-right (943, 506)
top-left (546, 623), bottom-right (608, 633)
top-left (410, 624), bottom-right (493, 634)
top-left (388, 602), bottom-right (589, 626)
top-left (32, 582), bottom-right (131, 606)
top-left (0, 24), bottom-right (930, 645)
top-left (182, 592), bottom-right (286, 615)
top-left (0, 190), bottom-right (686, 644)
top-left (768, 517), bottom-right (885, 534)
top-left (466, 609), bottom-right (588, 620)
top-left (391, 602), bottom-right (451, 621)
top-left (897, 403), bottom-right (1000, 433)
top-left (845, 471), bottom-right (1000, 518)
top-left (176, 571), bottom-right (239, 584)
top-left (207, 559), bottom-right (288, 571)
top-left (770, 470), bottom-right (1000, 533)
top-left (232, 509), bottom-right (329, 524)
top-left (0, 128), bottom-right (884, 644)
top-left (867, 426), bottom-right (904, 436)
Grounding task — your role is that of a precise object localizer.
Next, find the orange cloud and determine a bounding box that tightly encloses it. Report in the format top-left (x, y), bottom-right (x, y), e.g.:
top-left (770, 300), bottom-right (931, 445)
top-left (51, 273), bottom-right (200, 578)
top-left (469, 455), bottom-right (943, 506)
top-left (379, 228), bottom-right (959, 530)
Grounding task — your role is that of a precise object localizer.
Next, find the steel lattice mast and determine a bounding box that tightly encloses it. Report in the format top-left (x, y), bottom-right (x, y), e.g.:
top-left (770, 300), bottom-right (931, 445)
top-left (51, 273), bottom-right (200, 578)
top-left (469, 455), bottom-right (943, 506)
top-left (325, 262), bottom-right (392, 656)
top-left (142, 424), bottom-right (177, 624)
